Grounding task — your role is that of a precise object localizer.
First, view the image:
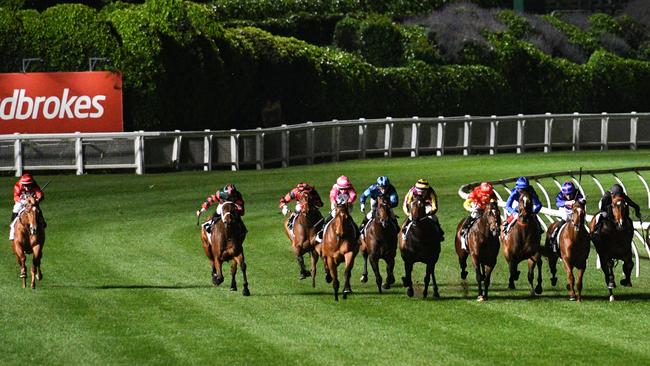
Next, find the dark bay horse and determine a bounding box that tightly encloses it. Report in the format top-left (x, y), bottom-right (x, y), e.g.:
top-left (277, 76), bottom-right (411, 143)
top-left (283, 193), bottom-right (323, 287)
top-left (501, 190), bottom-right (543, 295)
top-left (455, 201), bottom-right (501, 301)
top-left (552, 200), bottom-right (590, 301)
top-left (12, 196), bottom-right (46, 289)
top-left (589, 195), bottom-right (634, 301)
top-left (321, 200), bottom-right (359, 301)
top-left (359, 195), bottom-right (398, 293)
top-left (200, 201), bottom-right (250, 296)
top-left (399, 195), bottom-right (441, 298)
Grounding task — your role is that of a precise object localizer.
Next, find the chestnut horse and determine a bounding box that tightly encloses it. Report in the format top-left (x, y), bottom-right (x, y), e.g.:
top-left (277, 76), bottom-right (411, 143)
top-left (552, 200), bottom-right (590, 301)
top-left (359, 195), bottom-right (398, 293)
top-left (283, 192), bottom-right (324, 287)
top-left (399, 195), bottom-right (441, 298)
top-left (321, 200), bottom-right (359, 301)
top-left (455, 201), bottom-right (501, 301)
top-left (589, 195), bottom-right (634, 301)
top-left (12, 196), bottom-right (46, 289)
top-left (501, 190), bottom-right (543, 295)
top-left (200, 201), bottom-right (250, 296)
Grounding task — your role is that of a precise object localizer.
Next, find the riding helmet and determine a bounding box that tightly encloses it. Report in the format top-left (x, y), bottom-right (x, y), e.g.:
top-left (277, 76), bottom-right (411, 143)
top-left (377, 176), bottom-right (389, 187)
top-left (19, 173), bottom-right (33, 185)
top-left (479, 182), bottom-right (493, 194)
top-left (297, 182), bottom-right (308, 191)
top-left (336, 175), bottom-right (351, 189)
top-left (225, 183), bottom-right (237, 194)
top-left (561, 181), bottom-right (575, 195)
top-left (610, 183), bottom-right (624, 196)
top-left (415, 179), bottom-right (430, 190)
top-left (515, 176), bottom-right (529, 189)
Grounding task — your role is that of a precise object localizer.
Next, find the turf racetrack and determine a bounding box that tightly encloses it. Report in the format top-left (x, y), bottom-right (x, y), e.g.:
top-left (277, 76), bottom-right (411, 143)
top-left (1, 150), bottom-right (650, 365)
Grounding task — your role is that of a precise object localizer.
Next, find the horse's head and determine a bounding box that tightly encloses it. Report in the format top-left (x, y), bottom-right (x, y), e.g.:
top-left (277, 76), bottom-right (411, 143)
top-left (221, 201), bottom-right (238, 228)
top-left (410, 195), bottom-right (426, 220)
top-left (22, 196), bottom-right (40, 236)
top-left (376, 195), bottom-right (391, 227)
top-left (611, 195), bottom-right (629, 230)
top-left (485, 201), bottom-right (501, 237)
top-left (518, 189), bottom-right (533, 223)
top-left (298, 193), bottom-right (311, 216)
top-left (571, 200), bottom-right (586, 228)
top-left (334, 200), bottom-right (349, 239)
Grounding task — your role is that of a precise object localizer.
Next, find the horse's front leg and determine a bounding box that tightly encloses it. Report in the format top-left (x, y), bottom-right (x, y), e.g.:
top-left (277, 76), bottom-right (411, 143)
top-left (459, 251), bottom-right (469, 281)
top-left (384, 255), bottom-right (395, 290)
top-left (472, 256), bottom-right (483, 301)
top-left (229, 261), bottom-right (238, 292)
top-left (431, 262), bottom-right (440, 298)
top-left (13, 243), bottom-right (27, 288)
top-left (564, 261), bottom-right (576, 301)
top-left (483, 264), bottom-right (494, 301)
top-left (507, 260), bottom-right (518, 290)
top-left (310, 250), bottom-right (318, 288)
top-left (328, 257), bottom-right (339, 301)
top-left (403, 260), bottom-right (414, 297)
top-left (620, 256), bottom-right (634, 287)
top-left (213, 257), bottom-right (224, 287)
top-left (235, 254), bottom-right (250, 296)
top-left (360, 251), bottom-right (369, 283)
top-left (296, 252), bottom-right (310, 280)
top-left (370, 253), bottom-right (382, 294)
top-left (342, 251), bottom-right (355, 299)
top-left (528, 255), bottom-right (543, 296)
top-left (547, 251), bottom-right (559, 287)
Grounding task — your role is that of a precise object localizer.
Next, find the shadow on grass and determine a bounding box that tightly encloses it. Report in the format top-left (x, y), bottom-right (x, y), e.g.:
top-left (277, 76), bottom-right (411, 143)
top-left (51, 284), bottom-right (213, 290)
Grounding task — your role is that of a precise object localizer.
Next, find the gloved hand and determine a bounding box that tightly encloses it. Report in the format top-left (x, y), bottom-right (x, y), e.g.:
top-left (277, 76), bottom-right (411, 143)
top-left (196, 210), bottom-right (202, 217)
top-left (281, 205), bottom-right (289, 216)
top-left (360, 203), bottom-right (365, 213)
top-left (425, 205), bottom-right (433, 214)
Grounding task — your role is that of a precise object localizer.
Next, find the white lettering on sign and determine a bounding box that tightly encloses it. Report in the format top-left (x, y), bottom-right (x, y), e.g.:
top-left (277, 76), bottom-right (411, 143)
top-left (0, 88), bottom-right (107, 120)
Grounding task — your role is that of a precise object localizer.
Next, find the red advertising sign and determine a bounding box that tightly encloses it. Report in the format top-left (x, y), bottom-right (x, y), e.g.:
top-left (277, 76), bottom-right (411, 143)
top-left (0, 71), bottom-right (123, 133)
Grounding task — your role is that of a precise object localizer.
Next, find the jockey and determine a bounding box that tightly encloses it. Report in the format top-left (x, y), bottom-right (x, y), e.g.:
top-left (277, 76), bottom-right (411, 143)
top-left (591, 183), bottom-right (641, 243)
top-left (316, 175), bottom-right (358, 242)
top-left (10, 173), bottom-right (45, 240)
top-left (359, 176), bottom-right (399, 234)
top-left (279, 182), bottom-right (324, 230)
top-left (401, 178), bottom-right (444, 241)
top-left (548, 181), bottom-right (586, 252)
top-left (460, 182), bottom-right (497, 241)
top-left (503, 177), bottom-right (543, 234)
top-left (196, 183), bottom-right (247, 235)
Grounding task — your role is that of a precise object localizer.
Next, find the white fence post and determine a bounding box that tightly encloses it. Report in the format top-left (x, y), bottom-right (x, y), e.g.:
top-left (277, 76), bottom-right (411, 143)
top-left (135, 131), bottom-right (145, 175)
top-left (13, 133), bottom-right (22, 177)
top-left (281, 124), bottom-right (289, 168)
top-left (332, 120), bottom-right (340, 162)
top-left (230, 129), bottom-right (239, 171)
top-left (384, 117), bottom-right (393, 157)
top-left (544, 112), bottom-right (552, 153)
top-left (358, 118), bottom-right (367, 159)
top-left (630, 111), bottom-right (638, 150)
top-left (255, 128), bottom-right (264, 170)
top-left (75, 132), bottom-right (84, 175)
top-left (436, 116), bottom-right (445, 156)
top-left (516, 114), bottom-right (524, 154)
top-left (306, 122), bottom-right (314, 165)
top-left (172, 129), bottom-right (181, 170)
top-left (203, 129), bottom-right (212, 171)
top-left (601, 112), bottom-right (609, 151)
top-left (489, 116), bottom-right (497, 155)
top-left (572, 112), bottom-right (581, 151)
top-left (463, 115), bottom-right (471, 156)
top-left (411, 116), bottom-right (419, 157)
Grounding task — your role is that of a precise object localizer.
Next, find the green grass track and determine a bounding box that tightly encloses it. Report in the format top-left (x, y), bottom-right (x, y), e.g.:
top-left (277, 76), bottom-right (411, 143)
top-left (1, 150), bottom-right (650, 365)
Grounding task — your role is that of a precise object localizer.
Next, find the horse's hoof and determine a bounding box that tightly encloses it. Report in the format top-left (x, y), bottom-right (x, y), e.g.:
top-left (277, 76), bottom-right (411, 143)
top-left (242, 287), bottom-right (250, 297)
top-left (620, 278), bottom-right (632, 287)
top-left (386, 275), bottom-right (395, 285)
top-left (569, 296), bottom-right (577, 301)
top-left (477, 295), bottom-right (485, 302)
top-left (342, 292), bottom-right (347, 300)
top-left (514, 270), bottom-right (521, 280)
top-left (382, 282), bottom-right (390, 290)
top-left (609, 295), bottom-right (615, 302)
top-left (534, 285), bottom-right (543, 295)
top-left (551, 277), bottom-right (558, 286)
top-left (460, 270), bottom-right (468, 280)
top-left (230, 286), bottom-right (237, 292)
top-left (37, 273), bottom-right (42, 281)
top-left (508, 283), bottom-right (516, 290)
top-left (608, 282), bottom-right (616, 290)
top-left (325, 274), bottom-right (332, 284)
top-left (407, 288), bottom-right (414, 297)
top-left (299, 271), bottom-right (310, 280)
top-left (401, 276), bottom-right (407, 286)
top-left (433, 291), bottom-right (440, 298)
top-left (360, 274), bottom-right (368, 283)
top-left (343, 288), bottom-right (352, 295)
top-left (19, 272), bottom-right (26, 279)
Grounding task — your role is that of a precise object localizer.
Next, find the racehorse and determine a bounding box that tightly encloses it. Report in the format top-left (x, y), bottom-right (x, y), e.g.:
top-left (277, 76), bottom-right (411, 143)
top-left (200, 201), bottom-right (250, 296)
top-left (11, 196), bottom-right (46, 289)
top-left (359, 195), bottom-right (398, 293)
top-left (501, 190), bottom-right (543, 295)
top-left (283, 192), bottom-right (323, 287)
top-left (321, 199), bottom-right (359, 301)
top-left (399, 195), bottom-right (441, 298)
top-left (454, 201), bottom-right (501, 301)
top-left (589, 195), bottom-right (634, 301)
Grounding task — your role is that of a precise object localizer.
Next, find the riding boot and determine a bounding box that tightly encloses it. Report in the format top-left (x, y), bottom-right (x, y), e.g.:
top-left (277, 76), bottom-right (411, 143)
top-left (551, 220), bottom-right (565, 253)
top-left (316, 214), bottom-right (333, 242)
top-left (401, 218), bottom-right (411, 241)
top-left (287, 213), bottom-right (296, 231)
top-left (537, 216), bottom-right (544, 235)
top-left (431, 215), bottom-right (445, 241)
top-left (460, 216), bottom-right (473, 239)
top-left (10, 212), bottom-right (17, 223)
top-left (591, 213), bottom-right (605, 243)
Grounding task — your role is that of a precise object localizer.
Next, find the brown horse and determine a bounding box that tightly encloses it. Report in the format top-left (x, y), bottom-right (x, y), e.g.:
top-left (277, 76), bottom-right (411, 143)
top-left (359, 195), bottom-right (398, 293)
top-left (589, 195), bottom-right (634, 301)
top-left (399, 195), bottom-right (441, 298)
top-left (12, 196), bottom-right (46, 289)
top-left (501, 190), bottom-right (543, 295)
top-left (200, 201), bottom-right (250, 296)
top-left (321, 200), bottom-right (359, 301)
top-left (283, 192), bottom-right (324, 287)
top-left (455, 201), bottom-right (501, 301)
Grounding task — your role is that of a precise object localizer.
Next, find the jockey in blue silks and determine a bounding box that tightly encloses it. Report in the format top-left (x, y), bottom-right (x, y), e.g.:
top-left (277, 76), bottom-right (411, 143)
top-left (548, 181), bottom-right (586, 252)
top-left (503, 176), bottom-right (543, 234)
top-left (359, 176), bottom-right (399, 234)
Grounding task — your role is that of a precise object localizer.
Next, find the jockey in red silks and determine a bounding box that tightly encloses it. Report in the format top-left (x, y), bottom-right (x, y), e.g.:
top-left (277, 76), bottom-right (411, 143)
top-left (279, 182), bottom-right (324, 230)
top-left (460, 182), bottom-right (498, 239)
top-left (316, 175), bottom-right (358, 242)
top-left (10, 173), bottom-right (45, 240)
top-left (196, 183), bottom-right (247, 236)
